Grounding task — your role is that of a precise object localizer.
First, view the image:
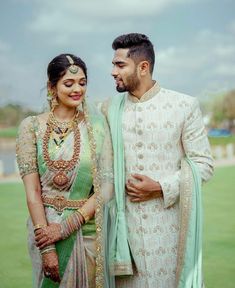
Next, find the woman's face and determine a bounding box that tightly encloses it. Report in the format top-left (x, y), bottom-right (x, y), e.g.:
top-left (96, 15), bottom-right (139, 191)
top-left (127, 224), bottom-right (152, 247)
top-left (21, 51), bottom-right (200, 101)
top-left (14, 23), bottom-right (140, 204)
top-left (53, 67), bottom-right (87, 109)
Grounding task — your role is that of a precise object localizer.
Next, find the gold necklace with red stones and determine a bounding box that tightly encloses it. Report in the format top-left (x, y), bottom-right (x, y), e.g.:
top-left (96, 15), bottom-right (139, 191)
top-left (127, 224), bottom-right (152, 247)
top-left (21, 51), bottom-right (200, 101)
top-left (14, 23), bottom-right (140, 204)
top-left (43, 111), bottom-right (81, 191)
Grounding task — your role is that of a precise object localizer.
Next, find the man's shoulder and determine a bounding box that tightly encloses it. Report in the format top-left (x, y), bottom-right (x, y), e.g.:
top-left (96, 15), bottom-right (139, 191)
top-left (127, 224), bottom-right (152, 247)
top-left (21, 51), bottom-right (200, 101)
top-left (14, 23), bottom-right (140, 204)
top-left (160, 88), bottom-right (197, 108)
top-left (161, 88), bottom-right (194, 101)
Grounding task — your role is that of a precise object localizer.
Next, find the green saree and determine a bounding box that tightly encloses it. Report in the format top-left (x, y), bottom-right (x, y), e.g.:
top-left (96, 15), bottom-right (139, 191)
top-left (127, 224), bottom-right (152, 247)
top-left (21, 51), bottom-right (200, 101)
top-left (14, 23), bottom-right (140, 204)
top-left (16, 103), bottom-right (114, 288)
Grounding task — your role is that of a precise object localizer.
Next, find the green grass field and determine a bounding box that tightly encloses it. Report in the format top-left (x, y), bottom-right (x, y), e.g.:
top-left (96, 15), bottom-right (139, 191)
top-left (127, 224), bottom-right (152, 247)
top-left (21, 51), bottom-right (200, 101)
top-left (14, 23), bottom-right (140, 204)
top-left (0, 182), bottom-right (32, 288)
top-left (0, 127), bottom-right (18, 138)
top-left (202, 165), bottom-right (235, 288)
top-left (0, 166), bottom-right (234, 288)
top-left (208, 136), bottom-right (235, 146)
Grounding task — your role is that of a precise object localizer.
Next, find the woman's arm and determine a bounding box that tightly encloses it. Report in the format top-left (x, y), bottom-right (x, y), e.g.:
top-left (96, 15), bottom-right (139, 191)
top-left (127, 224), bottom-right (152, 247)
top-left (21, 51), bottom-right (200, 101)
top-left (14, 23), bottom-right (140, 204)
top-left (23, 173), bottom-right (47, 227)
top-left (16, 117), bottom-right (48, 227)
top-left (16, 116), bottom-right (60, 283)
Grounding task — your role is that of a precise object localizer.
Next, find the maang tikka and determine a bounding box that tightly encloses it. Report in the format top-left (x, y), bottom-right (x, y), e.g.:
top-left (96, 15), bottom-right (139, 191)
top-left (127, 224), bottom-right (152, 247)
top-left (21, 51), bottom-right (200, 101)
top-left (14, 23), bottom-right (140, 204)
top-left (66, 55), bottom-right (79, 74)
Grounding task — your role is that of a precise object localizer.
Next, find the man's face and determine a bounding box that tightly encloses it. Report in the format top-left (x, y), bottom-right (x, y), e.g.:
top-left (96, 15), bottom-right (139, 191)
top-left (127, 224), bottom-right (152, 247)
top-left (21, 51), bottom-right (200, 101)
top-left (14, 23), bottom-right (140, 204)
top-left (111, 48), bottom-right (140, 93)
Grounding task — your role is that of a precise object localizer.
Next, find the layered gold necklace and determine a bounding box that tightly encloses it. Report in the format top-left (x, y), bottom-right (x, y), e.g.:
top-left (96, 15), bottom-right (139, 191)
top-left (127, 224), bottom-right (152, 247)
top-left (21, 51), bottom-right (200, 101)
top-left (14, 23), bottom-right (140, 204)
top-left (43, 111), bottom-right (82, 190)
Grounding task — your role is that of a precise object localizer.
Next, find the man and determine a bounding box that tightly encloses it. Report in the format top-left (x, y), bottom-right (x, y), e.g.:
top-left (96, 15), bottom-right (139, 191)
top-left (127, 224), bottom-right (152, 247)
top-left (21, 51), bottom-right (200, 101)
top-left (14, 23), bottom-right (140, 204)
top-left (105, 33), bottom-right (213, 288)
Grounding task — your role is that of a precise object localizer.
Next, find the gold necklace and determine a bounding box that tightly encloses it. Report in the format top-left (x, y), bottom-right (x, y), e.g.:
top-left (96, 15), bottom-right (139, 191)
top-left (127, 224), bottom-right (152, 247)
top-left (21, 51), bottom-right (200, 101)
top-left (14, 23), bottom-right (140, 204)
top-left (43, 112), bottom-right (82, 190)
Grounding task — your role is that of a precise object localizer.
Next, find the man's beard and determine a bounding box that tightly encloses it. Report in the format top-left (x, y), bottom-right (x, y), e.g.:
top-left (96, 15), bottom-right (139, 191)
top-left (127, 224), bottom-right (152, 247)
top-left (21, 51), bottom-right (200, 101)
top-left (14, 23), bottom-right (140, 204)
top-left (116, 70), bottom-right (140, 93)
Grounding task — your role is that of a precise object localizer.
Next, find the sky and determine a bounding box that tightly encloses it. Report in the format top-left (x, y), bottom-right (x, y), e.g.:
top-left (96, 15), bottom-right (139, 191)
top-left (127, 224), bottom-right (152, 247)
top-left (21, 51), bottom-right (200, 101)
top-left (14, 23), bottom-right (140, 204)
top-left (0, 0), bottom-right (235, 111)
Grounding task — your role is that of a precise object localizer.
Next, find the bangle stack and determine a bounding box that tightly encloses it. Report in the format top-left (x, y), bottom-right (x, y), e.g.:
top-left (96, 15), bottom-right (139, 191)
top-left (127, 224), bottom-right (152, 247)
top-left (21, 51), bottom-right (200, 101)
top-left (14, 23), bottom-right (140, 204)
top-left (60, 210), bottom-right (86, 240)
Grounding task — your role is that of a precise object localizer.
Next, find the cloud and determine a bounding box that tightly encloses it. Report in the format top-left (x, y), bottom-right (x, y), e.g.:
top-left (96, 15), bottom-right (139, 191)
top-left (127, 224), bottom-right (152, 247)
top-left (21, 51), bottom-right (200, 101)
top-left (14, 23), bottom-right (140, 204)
top-left (229, 19), bottom-right (235, 35)
top-left (29, 0), bottom-right (195, 35)
top-left (0, 38), bottom-right (45, 109)
top-left (1, 0), bottom-right (234, 109)
top-left (156, 28), bottom-right (235, 98)
top-left (0, 39), bottom-right (10, 52)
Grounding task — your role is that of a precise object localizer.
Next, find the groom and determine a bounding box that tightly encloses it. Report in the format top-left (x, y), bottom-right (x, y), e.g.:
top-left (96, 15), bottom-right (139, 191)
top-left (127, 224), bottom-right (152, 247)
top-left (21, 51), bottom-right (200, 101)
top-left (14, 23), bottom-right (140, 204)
top-left (105, 33), bottom-right (213, 288)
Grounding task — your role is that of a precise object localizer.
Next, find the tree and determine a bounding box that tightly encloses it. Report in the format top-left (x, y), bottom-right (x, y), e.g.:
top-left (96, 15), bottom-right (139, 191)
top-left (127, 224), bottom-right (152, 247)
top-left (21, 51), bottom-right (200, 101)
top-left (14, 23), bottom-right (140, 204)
top-left (223, 90), bottom-right (235, 131)
top-left (0, 104), bottom-right (37, 127)
top-left (209, 94), bottom-right (226, 128)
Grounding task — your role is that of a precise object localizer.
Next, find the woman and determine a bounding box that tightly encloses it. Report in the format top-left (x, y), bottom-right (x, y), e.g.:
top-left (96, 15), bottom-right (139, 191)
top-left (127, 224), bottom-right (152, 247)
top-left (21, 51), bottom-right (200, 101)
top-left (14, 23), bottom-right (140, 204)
top-left (16, 54), bottom-right (114, 288)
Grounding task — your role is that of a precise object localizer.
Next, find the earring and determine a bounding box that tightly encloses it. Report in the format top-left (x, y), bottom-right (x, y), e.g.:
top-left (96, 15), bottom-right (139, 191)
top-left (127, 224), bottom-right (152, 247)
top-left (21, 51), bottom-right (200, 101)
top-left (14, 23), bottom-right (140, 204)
top-left (51, 95), bottom-right (59, 111)
top-left (47, 90), bottom-right (58, 111)
top-left (47, 90), bottom-right (53, 101)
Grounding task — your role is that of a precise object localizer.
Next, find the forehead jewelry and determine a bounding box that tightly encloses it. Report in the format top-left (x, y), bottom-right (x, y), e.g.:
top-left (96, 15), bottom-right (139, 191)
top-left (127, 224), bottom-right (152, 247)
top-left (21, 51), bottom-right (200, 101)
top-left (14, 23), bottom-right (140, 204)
top-left (66, 55), bottom-right (79, 74)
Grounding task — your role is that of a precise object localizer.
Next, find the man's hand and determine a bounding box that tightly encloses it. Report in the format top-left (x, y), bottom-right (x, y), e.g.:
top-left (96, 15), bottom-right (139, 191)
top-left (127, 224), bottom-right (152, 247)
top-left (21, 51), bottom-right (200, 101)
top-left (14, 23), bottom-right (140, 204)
top-left (42, 250), bottom-right (61, 283)
top-left (35, 223), bottom-right (61, 249)
top-left (126, 174), bottom-right (163, 202)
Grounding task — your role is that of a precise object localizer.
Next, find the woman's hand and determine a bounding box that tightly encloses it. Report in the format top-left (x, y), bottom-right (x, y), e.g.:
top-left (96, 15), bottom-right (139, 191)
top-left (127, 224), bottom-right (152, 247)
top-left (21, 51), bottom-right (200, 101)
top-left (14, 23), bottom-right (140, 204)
top-left (42, 250), bottom-right (61, 283)
top-left (35, 223), bottom-right (62, 249)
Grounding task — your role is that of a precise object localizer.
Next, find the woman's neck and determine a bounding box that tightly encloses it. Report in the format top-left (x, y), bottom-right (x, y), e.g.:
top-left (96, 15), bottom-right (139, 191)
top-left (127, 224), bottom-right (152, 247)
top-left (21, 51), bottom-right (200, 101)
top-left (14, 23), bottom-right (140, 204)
top-left (53, 106), bottom-right (77, 122)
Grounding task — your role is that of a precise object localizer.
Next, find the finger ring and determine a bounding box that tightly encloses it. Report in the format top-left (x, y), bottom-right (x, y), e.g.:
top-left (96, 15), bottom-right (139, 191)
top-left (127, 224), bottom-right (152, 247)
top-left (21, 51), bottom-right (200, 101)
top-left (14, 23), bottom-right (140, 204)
top-left (44, 271), bottom-right (51, 277)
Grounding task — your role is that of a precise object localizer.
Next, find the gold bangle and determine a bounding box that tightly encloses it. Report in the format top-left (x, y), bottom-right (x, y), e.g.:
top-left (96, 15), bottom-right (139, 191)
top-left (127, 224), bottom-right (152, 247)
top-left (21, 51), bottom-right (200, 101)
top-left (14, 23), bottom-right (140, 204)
top-left (40, 244), bottom-right (55, 255)
top-left (34, 224), bottom-right (47, 232)
top-left (40, 247), bottom-right (56, 255)
top-left (78, 208), bottom-right (90, 223)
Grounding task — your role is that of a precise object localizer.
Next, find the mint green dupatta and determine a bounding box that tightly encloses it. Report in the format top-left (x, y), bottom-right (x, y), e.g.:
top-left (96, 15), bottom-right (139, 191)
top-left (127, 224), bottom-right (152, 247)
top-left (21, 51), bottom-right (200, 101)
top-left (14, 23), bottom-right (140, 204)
top-left (176, 158), bottom-right (203, 288)
top-left (107, 94), bottom-right (133, 276)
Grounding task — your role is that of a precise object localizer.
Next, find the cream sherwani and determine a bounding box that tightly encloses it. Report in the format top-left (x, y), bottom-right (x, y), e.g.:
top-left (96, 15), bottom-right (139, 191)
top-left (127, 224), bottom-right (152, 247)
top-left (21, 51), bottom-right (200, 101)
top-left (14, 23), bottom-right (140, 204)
top-left (115, 82), bottom-right (213, 288)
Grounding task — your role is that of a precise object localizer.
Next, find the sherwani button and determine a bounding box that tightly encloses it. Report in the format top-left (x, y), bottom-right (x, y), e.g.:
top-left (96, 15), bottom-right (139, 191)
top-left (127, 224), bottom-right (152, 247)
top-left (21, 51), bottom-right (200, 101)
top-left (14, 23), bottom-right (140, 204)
top-left (138, 165), bottom-right (144, 170)
top-left (138, 154), bottom-right (144, 159)
top-left (136, 142), bottom-right (143, 148)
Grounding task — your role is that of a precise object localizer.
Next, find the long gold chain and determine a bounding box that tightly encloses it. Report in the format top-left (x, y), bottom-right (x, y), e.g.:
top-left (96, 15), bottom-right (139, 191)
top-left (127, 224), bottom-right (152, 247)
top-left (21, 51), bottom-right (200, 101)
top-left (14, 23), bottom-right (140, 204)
top-left (42, 111), bottom-right (82, 190)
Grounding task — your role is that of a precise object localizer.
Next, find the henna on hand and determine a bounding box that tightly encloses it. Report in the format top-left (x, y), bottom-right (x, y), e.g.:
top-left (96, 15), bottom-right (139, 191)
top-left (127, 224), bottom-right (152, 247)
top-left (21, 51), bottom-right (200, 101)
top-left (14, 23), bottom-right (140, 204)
top-left (42, 250), bottom-right (61, 283)
top-left (35, 223), bottom-right (61, 249)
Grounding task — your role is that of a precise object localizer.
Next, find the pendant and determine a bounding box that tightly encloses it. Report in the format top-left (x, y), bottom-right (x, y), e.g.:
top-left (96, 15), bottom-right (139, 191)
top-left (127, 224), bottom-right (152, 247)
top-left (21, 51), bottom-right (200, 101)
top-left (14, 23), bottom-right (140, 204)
top-left (53, 171), bottom-right (69, 190)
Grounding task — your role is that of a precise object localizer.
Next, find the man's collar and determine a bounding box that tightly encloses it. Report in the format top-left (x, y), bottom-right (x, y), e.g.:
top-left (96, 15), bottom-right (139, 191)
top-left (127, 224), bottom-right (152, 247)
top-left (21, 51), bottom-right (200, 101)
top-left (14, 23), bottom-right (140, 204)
top-left (127, 81), bottom-right (161, 103)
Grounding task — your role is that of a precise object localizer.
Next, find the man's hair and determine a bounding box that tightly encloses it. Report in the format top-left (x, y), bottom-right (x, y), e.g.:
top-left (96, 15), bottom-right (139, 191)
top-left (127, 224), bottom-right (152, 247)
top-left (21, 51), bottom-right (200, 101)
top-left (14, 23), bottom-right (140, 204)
top-left (112, 33), bottom-right (155, 74)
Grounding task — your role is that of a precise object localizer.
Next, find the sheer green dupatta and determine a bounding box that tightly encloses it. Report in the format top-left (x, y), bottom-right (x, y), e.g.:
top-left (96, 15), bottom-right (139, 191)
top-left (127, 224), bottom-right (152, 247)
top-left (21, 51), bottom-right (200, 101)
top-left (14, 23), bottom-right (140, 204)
top-left (176, 158), bottom-right (203, 288)
top-left (107, 94), bottom-right (133, 276)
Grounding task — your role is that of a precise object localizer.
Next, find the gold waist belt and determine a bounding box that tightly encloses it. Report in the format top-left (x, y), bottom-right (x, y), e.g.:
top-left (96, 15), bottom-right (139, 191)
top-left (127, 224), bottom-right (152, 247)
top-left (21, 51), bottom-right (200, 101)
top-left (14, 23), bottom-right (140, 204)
top-left (42, 195), bottom-right (87, 214)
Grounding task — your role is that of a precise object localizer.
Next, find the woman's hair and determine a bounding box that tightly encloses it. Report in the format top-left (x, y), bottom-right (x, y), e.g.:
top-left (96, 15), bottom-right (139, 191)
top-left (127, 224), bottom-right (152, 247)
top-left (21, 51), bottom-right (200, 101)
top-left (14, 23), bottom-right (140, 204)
top-left (112, 33), bottom-right (155, 74)
top-left (47, 53), bottom-right (87, 87)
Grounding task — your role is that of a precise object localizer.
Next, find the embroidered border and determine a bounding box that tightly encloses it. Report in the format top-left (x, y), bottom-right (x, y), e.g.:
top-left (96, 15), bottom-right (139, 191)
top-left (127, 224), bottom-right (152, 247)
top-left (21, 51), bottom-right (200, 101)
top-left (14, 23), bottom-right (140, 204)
top-left (83, 100), bottom-right (105, 288)
top-left (176, 158), bottom-right (193, 286)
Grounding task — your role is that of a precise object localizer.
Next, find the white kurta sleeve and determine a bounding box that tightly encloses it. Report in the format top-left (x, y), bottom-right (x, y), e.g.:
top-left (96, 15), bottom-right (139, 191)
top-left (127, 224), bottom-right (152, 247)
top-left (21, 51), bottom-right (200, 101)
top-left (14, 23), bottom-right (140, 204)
top-left (160, 98), bottom-right (214, 208)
